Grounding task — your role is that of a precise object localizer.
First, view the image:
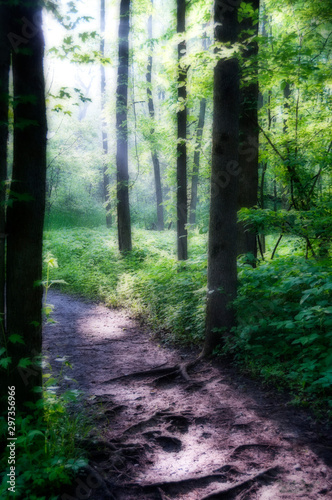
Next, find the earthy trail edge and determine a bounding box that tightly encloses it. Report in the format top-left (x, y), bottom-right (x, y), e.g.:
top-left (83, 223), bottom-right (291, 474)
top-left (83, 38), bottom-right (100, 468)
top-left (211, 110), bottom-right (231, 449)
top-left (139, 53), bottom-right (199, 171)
top-left (43, 291), bottom-right (332, 500)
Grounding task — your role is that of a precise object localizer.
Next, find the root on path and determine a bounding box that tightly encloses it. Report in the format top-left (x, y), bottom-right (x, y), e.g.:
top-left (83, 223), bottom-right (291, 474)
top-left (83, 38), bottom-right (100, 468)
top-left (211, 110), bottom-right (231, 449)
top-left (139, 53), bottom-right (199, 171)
top-left (199, 466), bottom-right (281, 499)
top-left (102, 357), bottom-right (203, 385)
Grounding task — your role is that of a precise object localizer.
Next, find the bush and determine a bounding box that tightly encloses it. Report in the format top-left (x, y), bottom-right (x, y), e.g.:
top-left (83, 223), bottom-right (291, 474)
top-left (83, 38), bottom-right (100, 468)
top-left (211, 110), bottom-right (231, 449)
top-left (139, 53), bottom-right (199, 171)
top-left (227, 256), bottom-right (332, 410)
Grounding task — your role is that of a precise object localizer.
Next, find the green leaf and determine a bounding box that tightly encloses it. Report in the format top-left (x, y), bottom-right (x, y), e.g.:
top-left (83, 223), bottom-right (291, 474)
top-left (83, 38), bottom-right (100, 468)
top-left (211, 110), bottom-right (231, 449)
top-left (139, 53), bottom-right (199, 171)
top-left (0, 357), bottom-right (11, 368)
top-left (27, 429), bottom-right (44, 440)
top-left (17, 358), bottom-right (33, 368)
top-left (8, 334), bottom-right (25, 344)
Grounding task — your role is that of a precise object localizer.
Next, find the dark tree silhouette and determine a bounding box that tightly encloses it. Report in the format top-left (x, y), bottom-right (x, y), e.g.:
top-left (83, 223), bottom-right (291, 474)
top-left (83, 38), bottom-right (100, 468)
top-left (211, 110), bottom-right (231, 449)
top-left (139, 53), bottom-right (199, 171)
top-left (237, 0), bottom-right (260, 261)
top-left (5, 1), bottom-right (47, 403)
top-left (203, 0), bottom-right (240, 356)
top-left (177, 0), bottom-right (187, 260)
top-left (0, 3), bottom-right (10, 320)
top-left (116, 0), bottom-right (132, 252)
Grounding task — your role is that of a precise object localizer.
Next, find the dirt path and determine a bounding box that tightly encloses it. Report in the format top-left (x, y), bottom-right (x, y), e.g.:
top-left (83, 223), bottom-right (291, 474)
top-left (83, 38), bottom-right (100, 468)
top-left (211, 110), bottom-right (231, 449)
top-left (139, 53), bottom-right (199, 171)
top-left (43, 291), bottom-right (332, 500)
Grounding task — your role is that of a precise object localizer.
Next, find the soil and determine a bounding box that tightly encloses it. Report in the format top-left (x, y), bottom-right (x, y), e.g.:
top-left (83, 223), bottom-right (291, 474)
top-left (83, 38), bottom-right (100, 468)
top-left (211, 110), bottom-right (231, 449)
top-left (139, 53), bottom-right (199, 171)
top-left (43, 290), bottom-right (332, 500)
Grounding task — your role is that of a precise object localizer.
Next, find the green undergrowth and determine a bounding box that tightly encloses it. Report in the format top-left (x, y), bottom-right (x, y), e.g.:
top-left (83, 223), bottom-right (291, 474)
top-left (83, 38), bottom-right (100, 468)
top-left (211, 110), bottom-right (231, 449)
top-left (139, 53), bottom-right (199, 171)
top-left (225, 256), bottom-right (332, 416)
top-left (0, 367), bottom-right (90, 499)
top-left (43, 227), bottom-right (207, 344)
top-left (44, 226), bottom-right (332, 417)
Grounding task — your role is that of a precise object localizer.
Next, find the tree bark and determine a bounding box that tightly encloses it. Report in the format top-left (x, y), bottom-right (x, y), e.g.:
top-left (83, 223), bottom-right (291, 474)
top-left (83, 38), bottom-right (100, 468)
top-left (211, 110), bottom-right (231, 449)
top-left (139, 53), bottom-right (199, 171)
top-left (177, 0), bottom-right (187, 260)
top-left (0, 3), bottom-right (10, 321)
top-left (116, 0), bottom-right (132, 251)
top-left (189, 29), bottom-right (209, 227)
top-left (146, 5), bottom-right (164, 231)
top-left (202, 0), bottom-right (240, 356)
top-left (237, 0), bottom-right (259, 261)
top-left (100, 0), bottom-right (112, 228)
top-left (6, 2), bottom-right (47, 402)
top-left (189, 97), bottom-right (206, 225)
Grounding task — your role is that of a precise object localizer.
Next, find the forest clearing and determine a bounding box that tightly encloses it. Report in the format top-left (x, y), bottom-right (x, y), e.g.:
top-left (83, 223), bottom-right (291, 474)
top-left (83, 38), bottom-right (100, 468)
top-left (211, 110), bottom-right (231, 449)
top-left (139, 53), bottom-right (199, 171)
top-left (0, 0), bottom-right (331, 498)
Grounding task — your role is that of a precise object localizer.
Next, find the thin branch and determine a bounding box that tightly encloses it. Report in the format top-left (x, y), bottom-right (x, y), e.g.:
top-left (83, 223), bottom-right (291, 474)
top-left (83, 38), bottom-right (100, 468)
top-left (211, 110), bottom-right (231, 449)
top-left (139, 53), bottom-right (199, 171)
top-left (271, 234), bottom-right (283, 260)
top-left (47, 136), bottom-right (78, 170)
top-left (310, 31), bottom-right (332, 63)
top-left (257, 123), bottom-right (285, 162)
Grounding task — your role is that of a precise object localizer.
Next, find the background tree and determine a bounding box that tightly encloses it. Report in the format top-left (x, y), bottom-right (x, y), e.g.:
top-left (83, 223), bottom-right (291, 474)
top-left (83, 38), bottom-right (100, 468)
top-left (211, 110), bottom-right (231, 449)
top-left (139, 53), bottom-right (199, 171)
top-left (189, 97), bottom-right (206, 225)
top-left (203, 0), bottom-right (240, 356)
top-left (6, 0), bottom-right (47, 403)
top-left (116, 0), bottom-right (132, 251)
top-left (100, 0), bottom-right (112, 228)
top-left (146, 1), bottom-right (164, 231)
top-left (176, 0), bottom-right (187, 260)
top-left (0, 3), bottom-right (10, 321)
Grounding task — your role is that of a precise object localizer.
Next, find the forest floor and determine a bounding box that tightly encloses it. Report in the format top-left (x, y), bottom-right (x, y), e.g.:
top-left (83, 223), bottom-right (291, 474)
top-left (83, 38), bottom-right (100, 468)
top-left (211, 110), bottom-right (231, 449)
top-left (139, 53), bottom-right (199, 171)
top-left (43, 291), bottom-right (332, 500)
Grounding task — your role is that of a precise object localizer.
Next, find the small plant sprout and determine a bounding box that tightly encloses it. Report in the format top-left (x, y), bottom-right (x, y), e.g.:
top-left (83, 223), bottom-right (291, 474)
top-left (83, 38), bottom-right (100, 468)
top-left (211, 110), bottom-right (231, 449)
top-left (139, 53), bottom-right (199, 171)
top-left (41, 252), bottom-right (67, 322)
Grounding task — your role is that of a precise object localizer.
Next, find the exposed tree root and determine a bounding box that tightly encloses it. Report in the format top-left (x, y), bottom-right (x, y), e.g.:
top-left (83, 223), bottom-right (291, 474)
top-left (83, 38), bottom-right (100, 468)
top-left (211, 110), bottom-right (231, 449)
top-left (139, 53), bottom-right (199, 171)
top-left (101, 357), bottom-right (203, 385)
top-left (120, 411), bottom-right (168, 435)
top-left (101, 362), bottom-right (171, 384)
top-left (117, 472), bottom-right (229, 492)
top-left (152, 369), bottom-right (179, 385)
top-left (118, 409), bottom-right (193, 437)
top-left (81, 464), bottom-right (116, 499)
top-left (199, 466), bottom-right (281, 499)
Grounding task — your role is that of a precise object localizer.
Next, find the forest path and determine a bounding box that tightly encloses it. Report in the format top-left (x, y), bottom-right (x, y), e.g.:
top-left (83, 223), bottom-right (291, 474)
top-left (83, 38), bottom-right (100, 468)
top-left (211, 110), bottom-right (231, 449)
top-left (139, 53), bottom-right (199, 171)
top-left (43, 291), bottom-right (332, 500)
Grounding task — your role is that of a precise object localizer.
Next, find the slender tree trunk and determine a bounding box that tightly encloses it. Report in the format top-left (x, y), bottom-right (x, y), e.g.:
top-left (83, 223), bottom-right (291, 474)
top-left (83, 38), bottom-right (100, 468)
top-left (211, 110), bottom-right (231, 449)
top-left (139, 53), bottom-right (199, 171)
top-left (101, 0), bottom-right (112, 228)
top-left (202, 1), bottom-right (240, 356)
top-left (0, 4), bottom-right (10, 322)
top-left (189, 97), bottom-right (206, 225)
top-left (116, 0), bottom-right (132, 252)
top-left (146, 5), bottom-right (164, 231)
top-left (6, 2), bottom-right (47, 403)
top-left (177, 0), bottom-right (187, 260)
top-left (237, 0), bottom-right (259, 261)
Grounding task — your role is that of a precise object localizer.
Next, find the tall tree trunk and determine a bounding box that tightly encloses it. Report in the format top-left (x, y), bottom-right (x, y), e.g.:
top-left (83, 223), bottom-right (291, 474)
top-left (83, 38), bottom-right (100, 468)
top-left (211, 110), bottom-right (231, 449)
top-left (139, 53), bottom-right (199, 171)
top-left (189, 97), bottom-right (206, 225)
top-left (146, 4), bottom-right (164, 231)
top-left (116, 0), bottom-right (132, 251)
top-left (101, 0), bottom-right (112, 228)
top-left (0, 3), bottom-right (10, 322)
top-left (202, 1), bottom-right (240, 356)
top-left (6, 2), bottom-right (47, 404)
top-left (237, 0), bottom-right (259, 261)
top-left (177, 0), bottom-right (187, 260)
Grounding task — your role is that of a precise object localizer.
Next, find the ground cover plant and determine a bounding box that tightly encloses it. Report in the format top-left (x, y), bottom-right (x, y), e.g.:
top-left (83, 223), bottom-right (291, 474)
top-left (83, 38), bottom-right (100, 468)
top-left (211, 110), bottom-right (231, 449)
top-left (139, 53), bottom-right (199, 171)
top-left (0, 361), bottom-right (89, 499)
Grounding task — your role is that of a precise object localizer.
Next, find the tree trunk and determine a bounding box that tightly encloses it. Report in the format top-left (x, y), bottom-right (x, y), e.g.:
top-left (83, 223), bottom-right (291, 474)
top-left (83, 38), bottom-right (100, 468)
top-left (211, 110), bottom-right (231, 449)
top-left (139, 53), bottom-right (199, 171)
top-left (237, 0), bottom-right (259, 261)
top-left (116, 0), bottom-right (132, 252)
top-left (6, 2), bottom-right (47, 403)
top-left (101, 0), bottom-right (112, 228)
top-left (189, 97), bottom-right (206, 225)
top-left (202, 1), bottom-right (240, 356)
top-left (177, 0), bottom-right (187, 260)
top-left (146, 5), bottom-right (164, 231)
top-left (0, 3), bottom-right (10, 321)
